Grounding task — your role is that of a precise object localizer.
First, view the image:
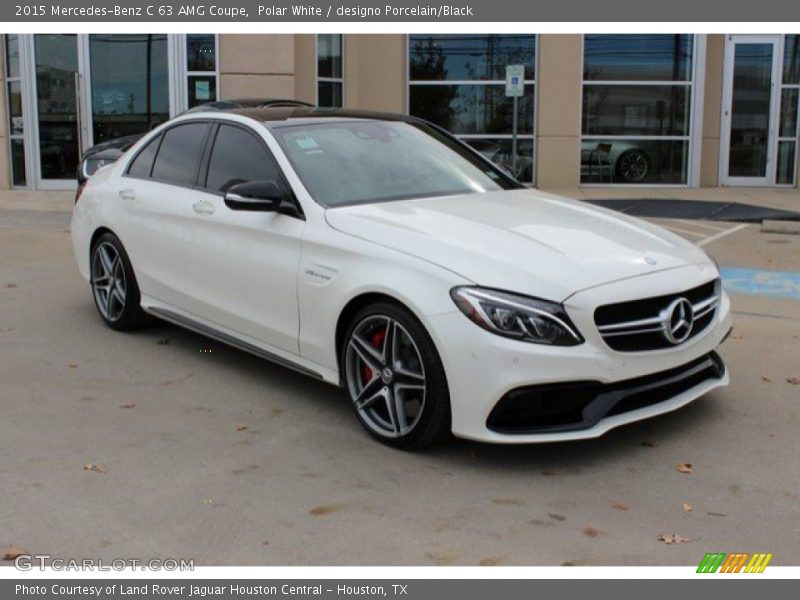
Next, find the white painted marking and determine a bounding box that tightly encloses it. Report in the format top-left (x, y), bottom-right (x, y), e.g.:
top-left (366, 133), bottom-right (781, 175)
top-left (676, 219), bottom-right (727, 232)
top-left (698, 223), bottom-right (749, 247)
top-left (662, 224), bottom-right (707, 238)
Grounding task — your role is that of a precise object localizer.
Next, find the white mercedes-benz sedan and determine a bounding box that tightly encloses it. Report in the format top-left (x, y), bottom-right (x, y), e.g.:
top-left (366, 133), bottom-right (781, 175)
top-left (71, 106), bottom-right (732, 449)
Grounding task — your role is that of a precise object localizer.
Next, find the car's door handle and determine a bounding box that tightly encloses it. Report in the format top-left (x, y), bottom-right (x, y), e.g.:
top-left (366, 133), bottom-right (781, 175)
top-left (192, 200), bottom-right (215, 215)
top-left (118, 189), bottom-right (136, 201)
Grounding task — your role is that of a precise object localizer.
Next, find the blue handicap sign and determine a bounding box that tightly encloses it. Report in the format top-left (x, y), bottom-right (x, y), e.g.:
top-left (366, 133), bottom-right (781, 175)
top-left (720, 267), bottom-right (800, 301)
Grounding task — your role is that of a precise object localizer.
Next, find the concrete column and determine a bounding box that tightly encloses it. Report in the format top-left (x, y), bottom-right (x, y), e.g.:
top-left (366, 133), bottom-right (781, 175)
top-left (218, 34), bottom-right (295, 100)
top-left (535, 34), bottom-right (583, 189)
top-left (700, 34), bottom-right (725, 187)
top-left (293, 34), bottom-right (316, 105)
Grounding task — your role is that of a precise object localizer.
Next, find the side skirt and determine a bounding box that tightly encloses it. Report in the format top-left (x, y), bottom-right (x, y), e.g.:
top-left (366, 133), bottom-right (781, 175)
top-left (145, 306), bottom-right (324, 381)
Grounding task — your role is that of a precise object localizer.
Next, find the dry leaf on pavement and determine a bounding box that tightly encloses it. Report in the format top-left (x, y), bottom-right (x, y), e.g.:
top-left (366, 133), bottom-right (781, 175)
top-left (682, 503), bottom-right (693, 512)
top-left (583, 527), bottom-right (603, 538)
top-left (236, 425), bottom-right (248, 432)
top-left (83, 463), bottom-right (107, 474)
top-left (762, 376), bottom-right (772, 382)
top-left (658, 533), bottom-right (690, 545)
top-left (3, 545), bottom-right (27, 560)
top-left (612, 501), bottom-right (629, 511)
top-left (676, 463), bottom-right (693, 474)
top-left (119, 403), bottom-right (136, 409)
top-left (641, 440), bottom-right (656, 448)
top-left (786, 377), bottom-right (800, 385)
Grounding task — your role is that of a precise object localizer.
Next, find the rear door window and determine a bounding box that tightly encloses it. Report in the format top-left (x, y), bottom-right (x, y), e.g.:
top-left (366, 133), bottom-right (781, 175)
top-left (127, 134), bottom-right (161, 179)
top-left (151, 122), bottom-right (211, 187)
top-left (205, 124), bottom-right (281, 193)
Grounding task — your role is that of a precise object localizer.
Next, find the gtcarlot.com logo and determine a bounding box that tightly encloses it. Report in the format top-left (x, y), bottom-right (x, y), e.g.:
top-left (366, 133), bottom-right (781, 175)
top-left (697, 552), bottom-right (773, 573)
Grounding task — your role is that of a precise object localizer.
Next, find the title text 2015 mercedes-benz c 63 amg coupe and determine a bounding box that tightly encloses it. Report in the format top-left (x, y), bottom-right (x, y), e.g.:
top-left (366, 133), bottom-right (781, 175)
top-left (71, 107), bottom-right (732, 449)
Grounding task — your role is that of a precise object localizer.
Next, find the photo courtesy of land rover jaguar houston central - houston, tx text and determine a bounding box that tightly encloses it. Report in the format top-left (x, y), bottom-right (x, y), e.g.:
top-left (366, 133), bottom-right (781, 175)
top-left (70, 105), bottom-right (732, 449)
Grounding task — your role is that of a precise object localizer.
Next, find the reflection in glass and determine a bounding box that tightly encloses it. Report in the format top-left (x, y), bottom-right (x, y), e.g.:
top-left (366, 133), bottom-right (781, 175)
top-left (465, 138), bottom-right (534, 183)
top-left (8, 80), bottom-right (24, 135)
top-left (409, 35), bottom-right (536, 81)
top-left (188, 75), bottom-right (217, 107)
top-left (780, 88), bottom-right (799, 138)
top-left (317, 80), bottom-right (343, 108)
top-left (784, 34), bottom-right (800, 85)
top-left (580, 139), bottom-right (688, 184)
top-left (5, 34), bottom-right (20, 78)
top-left (89, 35), bottom-right (169, 145)
top-left (728, 43), bottom-right (773, 178)
top-left (583, 35), bottom-right (693, 82)
top-left (35, 34), bottom-right (79, 180)
top-left (777, 141), bottom-right (796, 185)
top-left (582, 85), bottom-right (690, 136)
top-left (187, 34), bottom-right (216, 71)
top-left (10, 139), bottom-right (26, 186)
top-left (317, 34), bottom-right (342, 79)
top-left (410, 84), bottom-right (534, 135)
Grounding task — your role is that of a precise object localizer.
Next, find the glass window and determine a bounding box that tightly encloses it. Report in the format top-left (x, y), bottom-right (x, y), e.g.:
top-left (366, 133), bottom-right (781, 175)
top-left (10, 139), bottom-right (26, 187)
top-left (5, 34), bottom-right (20, 79)
top-left (151, 123), bottom-right (211, 186)
top-left (273, 120), bottom-right (515, 207)
top-left (582, 85), bottom-right (690, 136)
top-left (783, 34), bottom-right (800, 85)
top-left (89, 35), bottom-right (170, 144)
top-left (317, 34), bottom-right (342, 79)
top-left (581, 139), bottom-right (688, 185)
top-left (127, 134), bottom-right (161, 179)
top-left (581, 34), bottom-right (695, 185)
top-left (188, 75), bottom-right (217, 108)
top-left (410, 84), bottom-right (534, 136)
top-left (7, 80), bottom-right (23, 135)
top-left (780, 88), bottom-right (799, 138)
top-left (409, 34), bottom-right (536, 81)
top-left (35, 34), bottom-right (79, 181)
top-left (206, 125), bottom-right (279, 192)
top-left (583, 35), bottom-right (693, 82)
top-left (317, 35), bottom-right (343, 108)
top-left (187, 34), bottom-right (216, 72)
top-left (777, 141), bottom-right (796, 185)
top-left (408, 35), bottom-right (537, 184)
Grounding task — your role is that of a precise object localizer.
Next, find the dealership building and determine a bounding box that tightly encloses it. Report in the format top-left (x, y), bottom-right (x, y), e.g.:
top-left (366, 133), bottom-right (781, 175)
top-left (1, 33), bottom-right (799, 191)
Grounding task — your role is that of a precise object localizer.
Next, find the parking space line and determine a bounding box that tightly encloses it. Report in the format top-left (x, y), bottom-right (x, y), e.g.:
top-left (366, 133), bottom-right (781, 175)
top-left (698, 223), bottom-right (749, 247)
top-left (661, 224), bottom-right (708, 238)
top-left (676, 219), bottom-right (728, 232)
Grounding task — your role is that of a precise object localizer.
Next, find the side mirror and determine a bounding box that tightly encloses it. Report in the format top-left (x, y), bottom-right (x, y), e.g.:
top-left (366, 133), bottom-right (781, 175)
top-left (224, 180), bottom-right (285, 212)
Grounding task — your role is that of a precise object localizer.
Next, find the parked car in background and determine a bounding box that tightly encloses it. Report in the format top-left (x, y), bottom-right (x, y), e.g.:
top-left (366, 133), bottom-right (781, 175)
top-left (71, 105), bottom-right (731, 449)
top-left (76, 99), bottom-right (313, 193)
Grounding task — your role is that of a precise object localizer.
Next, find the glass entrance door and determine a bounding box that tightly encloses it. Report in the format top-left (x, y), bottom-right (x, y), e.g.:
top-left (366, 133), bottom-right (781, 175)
top-left (721, 35), bottom-right (782, 186)
top-left (30, 34), bottom-right (170, 189)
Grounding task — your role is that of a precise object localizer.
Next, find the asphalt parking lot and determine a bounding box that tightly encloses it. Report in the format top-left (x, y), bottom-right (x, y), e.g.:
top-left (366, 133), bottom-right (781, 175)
top-left (1, 202), bottom-right (799, 566)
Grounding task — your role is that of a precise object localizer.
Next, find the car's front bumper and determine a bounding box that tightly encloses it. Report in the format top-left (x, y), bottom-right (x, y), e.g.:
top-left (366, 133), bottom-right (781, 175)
top-left (426, 263), bottom-right (732, 443)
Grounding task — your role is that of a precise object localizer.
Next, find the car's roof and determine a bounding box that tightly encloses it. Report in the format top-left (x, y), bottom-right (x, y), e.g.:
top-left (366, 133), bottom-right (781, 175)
top-left (207, 106), bottom-right (422, 126)
top-left (183, 98), bottom-right (313, 113)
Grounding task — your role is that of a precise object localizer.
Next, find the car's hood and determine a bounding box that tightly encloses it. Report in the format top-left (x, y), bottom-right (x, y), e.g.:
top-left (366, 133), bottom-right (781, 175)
top-left (325, 189), bottom-right (710, 301)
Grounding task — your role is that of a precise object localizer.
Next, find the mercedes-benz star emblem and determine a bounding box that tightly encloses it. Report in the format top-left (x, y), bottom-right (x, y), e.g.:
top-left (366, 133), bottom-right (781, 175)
top-left (662, 297), bottom-right (694, 345)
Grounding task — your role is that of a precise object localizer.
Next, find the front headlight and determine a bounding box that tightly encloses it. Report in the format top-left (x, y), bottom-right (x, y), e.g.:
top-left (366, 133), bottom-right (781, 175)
top-left (450, 287), bottom-right (583, 346)
top-left (81, 157), bottom-right (115, 179)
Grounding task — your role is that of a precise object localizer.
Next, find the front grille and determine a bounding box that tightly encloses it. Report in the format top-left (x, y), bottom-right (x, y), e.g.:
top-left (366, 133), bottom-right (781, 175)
top-left (486, 351), bottom-right (725, 434)
top-left (594, 279), bottom-right (720, 352)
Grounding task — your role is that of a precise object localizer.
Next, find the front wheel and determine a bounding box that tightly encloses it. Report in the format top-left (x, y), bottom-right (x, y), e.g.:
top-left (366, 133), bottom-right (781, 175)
top-left (342, 303), bottom-right (451, 450)
top-left (90, 233), bottom-right (147, 331)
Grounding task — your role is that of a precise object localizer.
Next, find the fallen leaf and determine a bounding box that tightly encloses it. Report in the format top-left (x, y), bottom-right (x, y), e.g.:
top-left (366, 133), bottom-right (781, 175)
top-left (641, 440), bottom-right (656, 448)
top-left (583, 527), bottom-right (602, 538)
top-left (479, 557), bottom-right (500, 566)
top-left (682, 503), bottom-right (693, 512)
top-left (119, 403), bottom-right (136, 409)
top-left (83, 463), bottom-right (107, 474)
top-left (676, 463), bottom-right (693, 474)
top-left (731, 334), bottom-right (743, 340)
top-left (762, 375), bottom-right (772, 382)
top-left (548, 513), bottom-right (566, 522)
top-left (541, 469), bottom-right (557, 476)
top-left (236, 425), bottom-right (248, 432)
top-left (786, 377), bottom-right (800, 385)
top-left (612, 501), bottom-right (629, 511)
top-left (157, 338), bottom-right (171, 345)
top-left (3, 545), bottom-right (27, 560)
top-left (658, 533), bottom-right (691, 545)
top-left (707, 511), bottom-right (726, 517)
top-left (6, 283), bottom-right (17, 289)
top-left (68, 364), bottom-right (78, 368)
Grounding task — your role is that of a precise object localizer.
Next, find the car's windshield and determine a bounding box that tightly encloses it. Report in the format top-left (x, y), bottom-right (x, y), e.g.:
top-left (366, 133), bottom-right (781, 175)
top-left (271, 120), bottom-right (517, 207)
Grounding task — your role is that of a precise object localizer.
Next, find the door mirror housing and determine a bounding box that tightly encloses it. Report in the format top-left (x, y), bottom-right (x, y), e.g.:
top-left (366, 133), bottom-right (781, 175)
top-left (223, 180), bottom-right (301, 217)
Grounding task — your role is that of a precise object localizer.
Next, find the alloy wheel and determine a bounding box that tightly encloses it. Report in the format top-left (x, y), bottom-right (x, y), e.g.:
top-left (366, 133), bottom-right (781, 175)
top-left (619, 151), bottom-right (649, 182)
top-left (91, 241), bottom-right (127, 322)
top-left (345, 315), bottom-right (427, 438)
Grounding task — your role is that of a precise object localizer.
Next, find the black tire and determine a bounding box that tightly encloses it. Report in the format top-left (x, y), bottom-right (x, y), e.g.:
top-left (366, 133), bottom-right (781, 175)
top-left (616, 149), bottom-right (650, 183)
top-left (89, 232), bottom-right (148, 331)
top-left (341, 302), bottom-right (451, 450)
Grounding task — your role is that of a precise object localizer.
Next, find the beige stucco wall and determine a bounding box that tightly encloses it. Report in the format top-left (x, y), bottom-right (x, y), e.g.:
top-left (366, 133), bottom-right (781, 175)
top-left (535, 35), bottom-right (583, 188)
top-left (294, 34), bottom-right (316, 105)
top-left (700, 34), bottom-right (725, 187)
top-left (218, 34), bottom-right (296, 100)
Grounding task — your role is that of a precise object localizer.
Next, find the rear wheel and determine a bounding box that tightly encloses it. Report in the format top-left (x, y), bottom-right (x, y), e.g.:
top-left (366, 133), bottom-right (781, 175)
top-left (342, 302), bottom-right (451, 450)
top-left (90, 233), bottom-right (147, 331)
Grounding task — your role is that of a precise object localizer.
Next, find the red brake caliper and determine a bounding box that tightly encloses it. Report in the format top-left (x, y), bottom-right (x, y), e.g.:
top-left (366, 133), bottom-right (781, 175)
top-left (361, 328), bottom-right (386, 384)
